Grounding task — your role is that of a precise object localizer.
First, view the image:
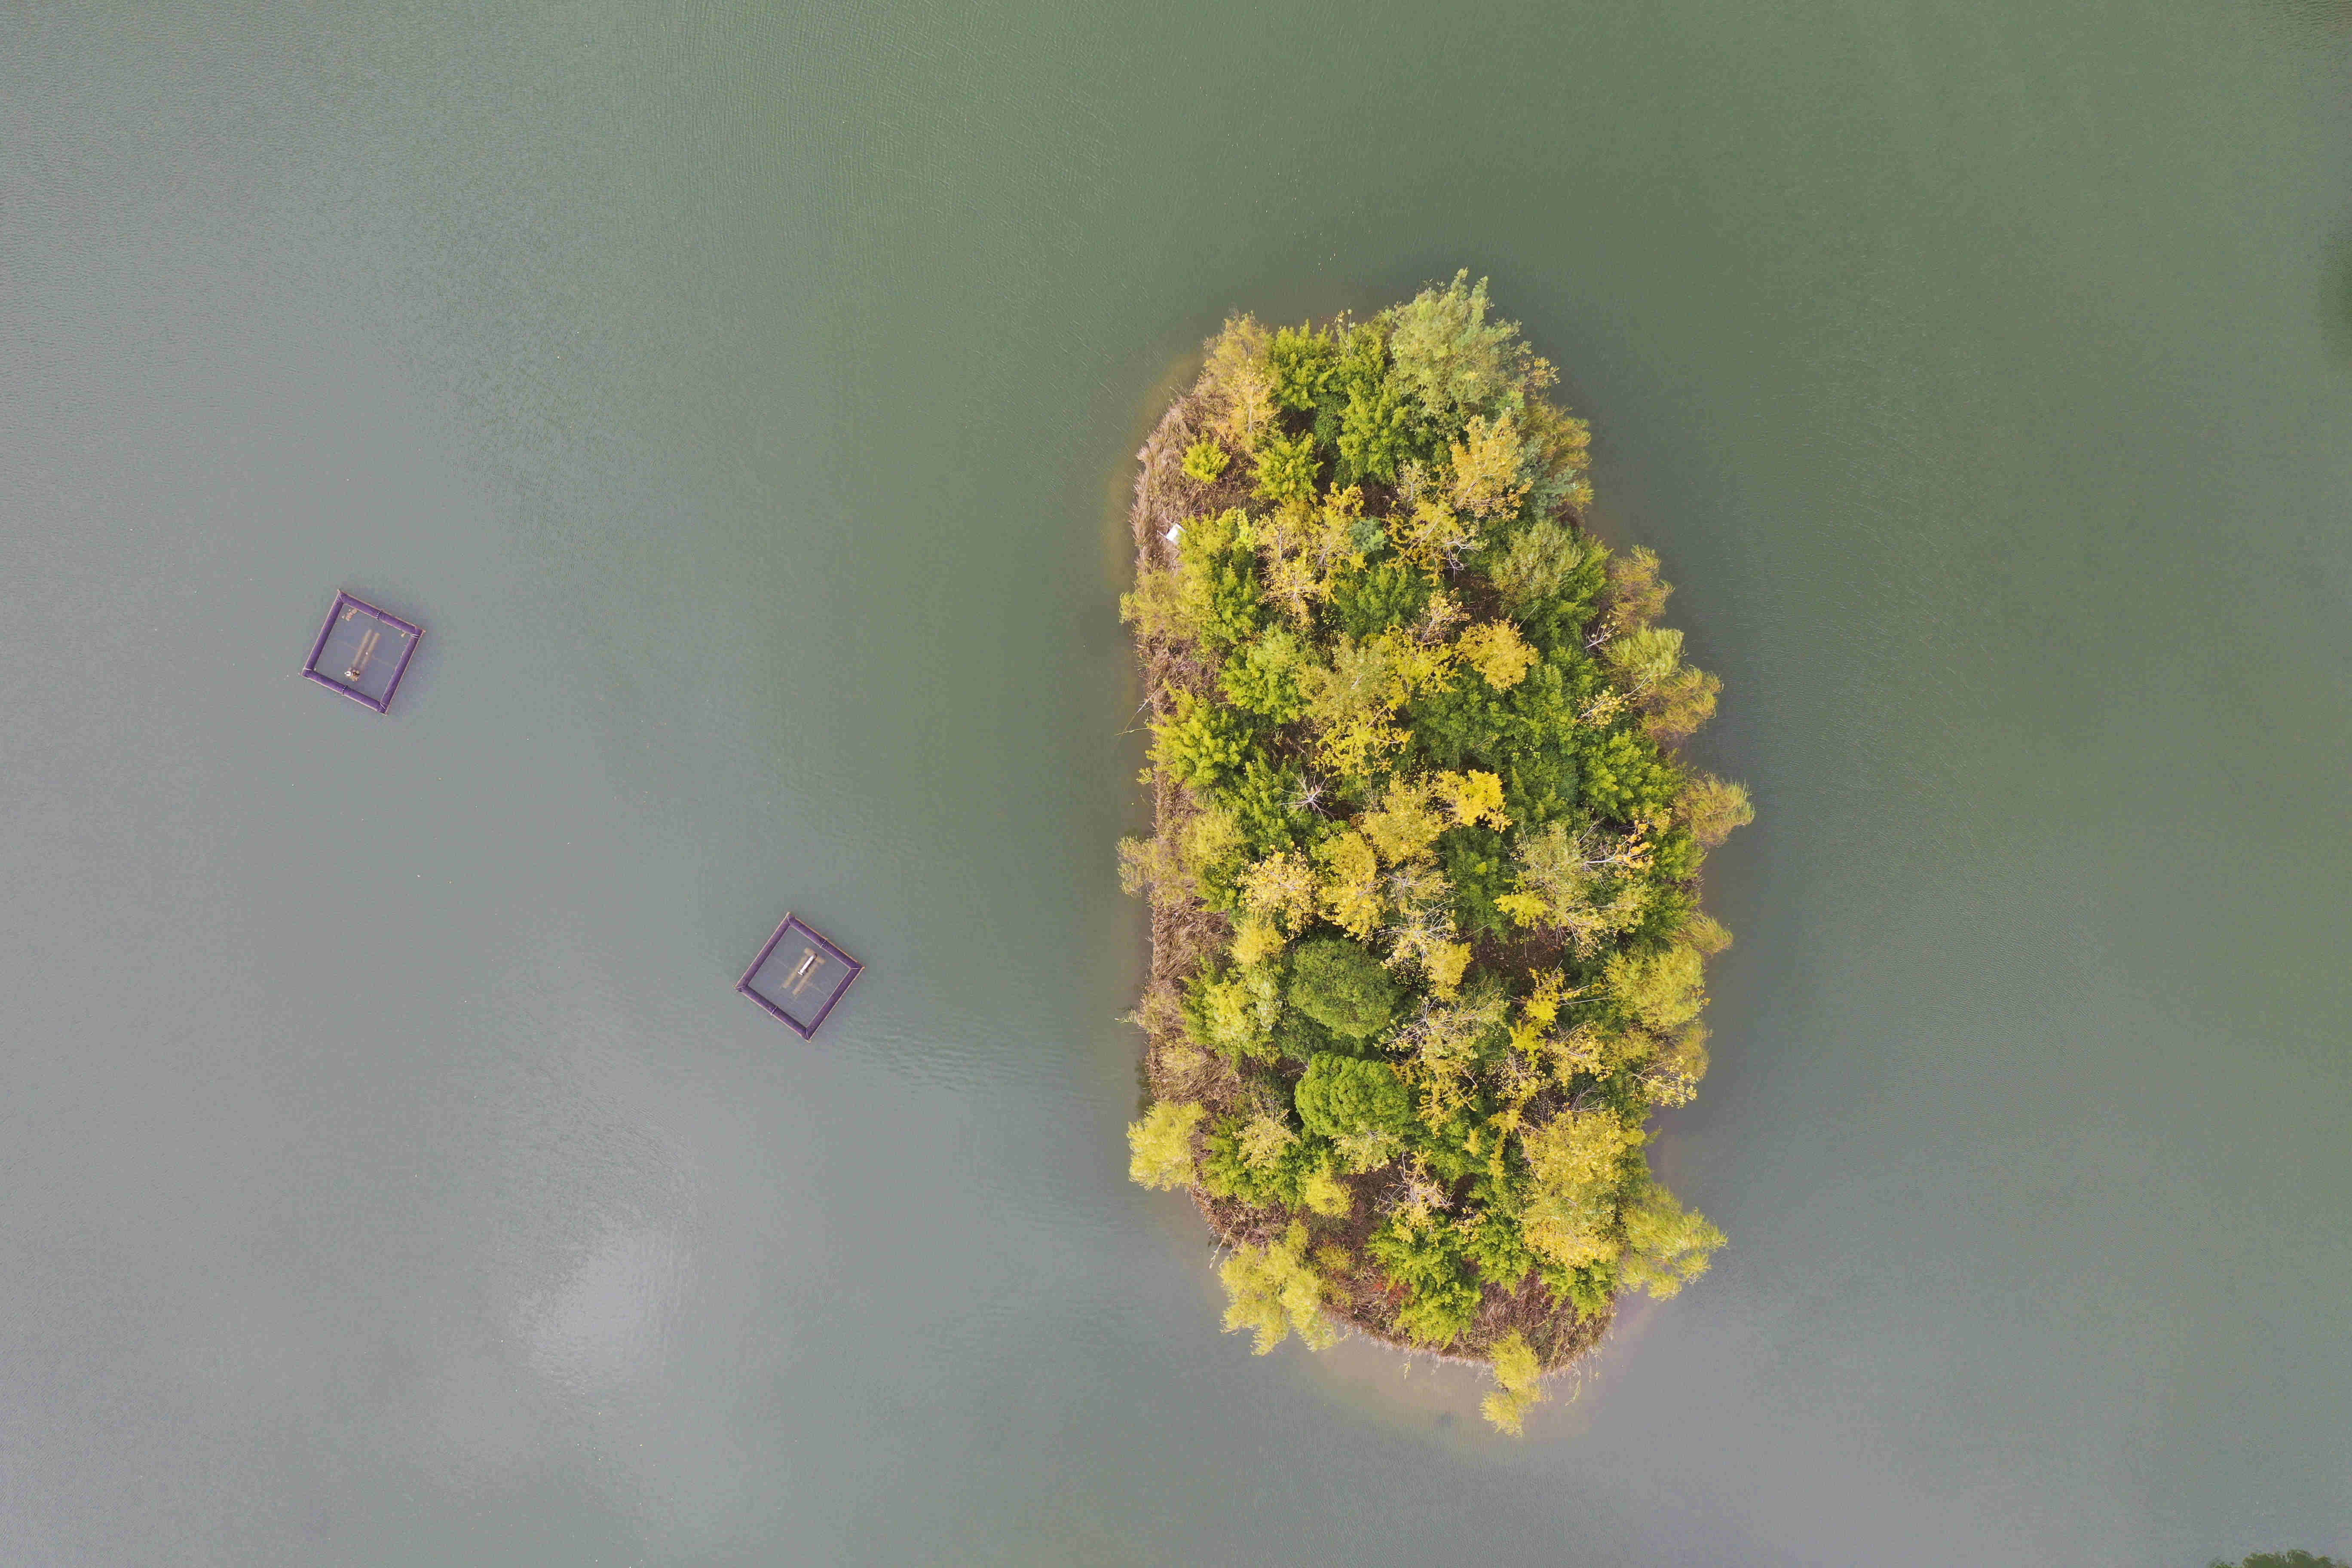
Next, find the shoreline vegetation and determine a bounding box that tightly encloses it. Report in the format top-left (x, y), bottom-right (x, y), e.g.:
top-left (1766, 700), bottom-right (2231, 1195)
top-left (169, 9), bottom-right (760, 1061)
top-left (1118, 276), bottom-right (1752, 1433)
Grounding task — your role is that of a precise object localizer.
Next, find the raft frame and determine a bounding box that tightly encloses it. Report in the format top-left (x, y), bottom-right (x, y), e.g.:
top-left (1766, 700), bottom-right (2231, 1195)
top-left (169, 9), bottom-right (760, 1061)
top-left (302, 591), bottom-right (424, 714)
top-left (737, 913), bottom-right (863, 1038)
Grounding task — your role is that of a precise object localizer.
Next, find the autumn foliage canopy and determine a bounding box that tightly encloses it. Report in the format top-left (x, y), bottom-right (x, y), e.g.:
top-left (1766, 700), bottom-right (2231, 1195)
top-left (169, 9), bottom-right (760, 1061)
top-left (1120, 275), bottom-right (1753, 1431)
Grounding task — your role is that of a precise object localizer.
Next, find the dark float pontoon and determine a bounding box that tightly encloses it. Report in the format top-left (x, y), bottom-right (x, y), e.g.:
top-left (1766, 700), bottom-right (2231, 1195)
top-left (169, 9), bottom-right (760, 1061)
top-left (738, 913), bottom-right (862, 1038)
top-left (303, 591), bottom-right (422, 714)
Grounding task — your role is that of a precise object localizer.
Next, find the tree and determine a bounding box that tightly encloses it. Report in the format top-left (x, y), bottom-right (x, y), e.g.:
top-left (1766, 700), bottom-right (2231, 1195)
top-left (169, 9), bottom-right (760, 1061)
top-left (1127, 1101), bottom-right (1205, 1190)
top-left (1480, 1331), bottom-right (1547, 1434)
top-left (1293, 1053), bottom-right (1415, 1141)
top-left (1328, 560), bottom-right (1431, 638)
top-left (1314, 828), bottom-right (1383, 940)
top-left (1324, 314), bottom-right (1413, 485)
top-left (1449, 412), bottom-right (1530, 519)
top-left (1643, 664), bottom-right (1721, 744)
top-left (1508, 819), bottom-right (1652, 952)
top-left (1682, 910), bottom-right (1732, 956)
top-left (1602, 544), bottom-right (1671, 631)
top-left (1220, 1221), bottom-right (1339, 1353)
top-left (1330, 1123), bottom-right (1406, 1176)
top-left (1643, 1023), bottom-right (1710, 1108)
top-left (1237, 1109), bottom-right (1298, 1170)
top-left (1118, 565), bottom-right (1192, 643)
top-left (1601, 623), bottom-right (1722, 744)
top-left (1367, 1214), bottom-right (1482, 1347)
top-left (1398, 984), bottom-right (1511, 1113)
top-left (1181, 439), bottom-right (1231, 483)
top-left (1604, 625), bottom-right (1684, 690)
top-left (1676, 772), bottom-right (1754, 848)
top-left (1179, 801), bottom-right (1246, 909)
top-left (1299, 634), bottom-right (1412, 779)
top-left (1151, 690), bottom-right (1254, 790)
top-left (1116, 833), bottom-right (1190, 910)
top-left (1287, 937), bottom-right (1400, 1038)
top-left (1387, 270), bottom-right (1553, 421)
top-left (1298, 1155), bottom-right (1352, 1218)
top-left (1266, 321), bottom-right (1337, 411)
top-left (1359, 775), bottom-right (1446, 865)
top-left (1337, 368), bottom-right (1412, 484)
top-left (1186, 963), bottom-right (1282, 1060)
top-left (1239, 848), bottom-right (1320, 932)
top-left (1308, 630), bottom-right (1392, 724)
top-left (1519, 1106), bottom-right (1642, 1271)
top-left (1219, 755), bottom-right (1315, 858)
top-left (1516, 397), bottom-right (1594, 515)
top-left (1421, 940), bottom-right (1473, 997)
top-left (1254, 430), bottom-right (1321, 506)
top-left (1456, 620), bottom-right (1537, 690)
top-left (1202, 314), bottom-right (1277, 450)
top-left (1605, 942), bottom-right (1706, 1033)
top-left (1389, 490), bottom-right (1480, 572)
top-left (1440, 823), bottom-right (1512, 940)
top-left (1219, 626), bottom-right (1311, 723)
top-left (1617, 1173), bottom-right (1724, 1299)
top-left (1577, 726), bottom-right (1679, 821)
top-left (1254, 488), bottom-right (1372, 627)
top-left (1491, 517), bottom-right (1596, 617)
top-left (1172, 508), bottom-right (1266, 649)
top-left (1121, 508), bottom-right (1266, 649)
top-left (1433, 769), bottom-right (1510, 830)
top-left (1379, 860), bottom-right (1462, 985)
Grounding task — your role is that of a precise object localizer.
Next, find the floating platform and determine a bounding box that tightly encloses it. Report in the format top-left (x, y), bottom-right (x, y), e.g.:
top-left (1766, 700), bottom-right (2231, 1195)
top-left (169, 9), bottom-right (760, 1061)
top-left (303, 591), bottom-right (422, 714)
top-left (738, 913), bottom-right (862, 1038)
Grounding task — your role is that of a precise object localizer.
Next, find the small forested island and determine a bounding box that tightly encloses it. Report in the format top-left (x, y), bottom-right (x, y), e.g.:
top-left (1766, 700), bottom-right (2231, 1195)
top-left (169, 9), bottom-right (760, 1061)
top-left (1118, 275), bottom-right (1753, 1433)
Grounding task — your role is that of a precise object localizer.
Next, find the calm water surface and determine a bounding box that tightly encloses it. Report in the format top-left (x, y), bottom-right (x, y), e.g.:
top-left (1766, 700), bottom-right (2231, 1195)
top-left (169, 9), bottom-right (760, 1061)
top-left (3, 3), bottom-right (2349, 1564)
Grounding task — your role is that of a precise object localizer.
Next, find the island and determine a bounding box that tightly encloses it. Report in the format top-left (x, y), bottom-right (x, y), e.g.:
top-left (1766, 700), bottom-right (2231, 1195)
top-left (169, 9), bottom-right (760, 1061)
top-left (1118, 274), bottom-right (1752, 1433)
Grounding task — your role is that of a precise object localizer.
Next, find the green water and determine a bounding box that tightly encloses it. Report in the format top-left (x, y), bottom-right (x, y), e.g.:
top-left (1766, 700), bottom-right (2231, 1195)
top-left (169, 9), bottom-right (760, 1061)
top-left (3, 3), bottom-right (2348, 1563)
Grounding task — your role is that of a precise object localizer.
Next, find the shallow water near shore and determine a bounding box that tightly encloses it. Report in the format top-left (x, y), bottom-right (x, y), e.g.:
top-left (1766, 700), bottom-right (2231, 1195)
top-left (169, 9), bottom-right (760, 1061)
top-left (4, 3), bottom-right (2350, 1564)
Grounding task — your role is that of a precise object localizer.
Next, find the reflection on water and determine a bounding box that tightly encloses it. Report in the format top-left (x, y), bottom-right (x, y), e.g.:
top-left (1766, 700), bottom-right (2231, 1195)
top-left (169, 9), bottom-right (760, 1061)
top-left (518, 1227), bottom-right (694, 1393)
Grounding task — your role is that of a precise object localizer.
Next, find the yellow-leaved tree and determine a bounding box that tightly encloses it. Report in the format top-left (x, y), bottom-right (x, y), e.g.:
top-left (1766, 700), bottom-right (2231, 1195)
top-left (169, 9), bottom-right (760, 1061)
top-left (1433, 769), bottom-right (1510, 830)
top-left (1617, 1176), bottom-right (1725, 1299)
top-left (1457, 620), bottom-right (1538, 690)
top-left (1360, 775), bottom-right (1446, 864)
top-left (1480, 1330), bottom-right (1547, 1434)
top-left (1220, 1221), bottom-right (1340, 1353)
top-left (1450, 412), bottom-right (1529, 519)
top-left (1127, 1101), bottom-right (1204, 1190)
top-left (1202, 315), bottom-right (1277, 450)
top-left (1519, 1106), bottom-right (1644, 1271)
top-left (1677, 772), bottom-right (1755, 848)
top-left (1313, 829), bottom-right (1383, 939)
top-left (1240, 849), bottom-right (1320, 934)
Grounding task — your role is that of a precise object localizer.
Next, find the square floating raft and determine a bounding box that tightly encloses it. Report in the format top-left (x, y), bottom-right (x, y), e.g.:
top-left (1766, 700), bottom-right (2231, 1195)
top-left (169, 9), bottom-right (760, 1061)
top-left (303, 591), bottom-right (423, 714)
top-left (738, 913), bottom-right (863, 1038)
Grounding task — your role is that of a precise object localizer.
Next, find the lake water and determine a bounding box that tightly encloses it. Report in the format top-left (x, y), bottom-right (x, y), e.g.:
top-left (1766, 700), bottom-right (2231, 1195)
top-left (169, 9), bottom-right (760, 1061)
top-left (3, 3), bottom-right (2349, 1564)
